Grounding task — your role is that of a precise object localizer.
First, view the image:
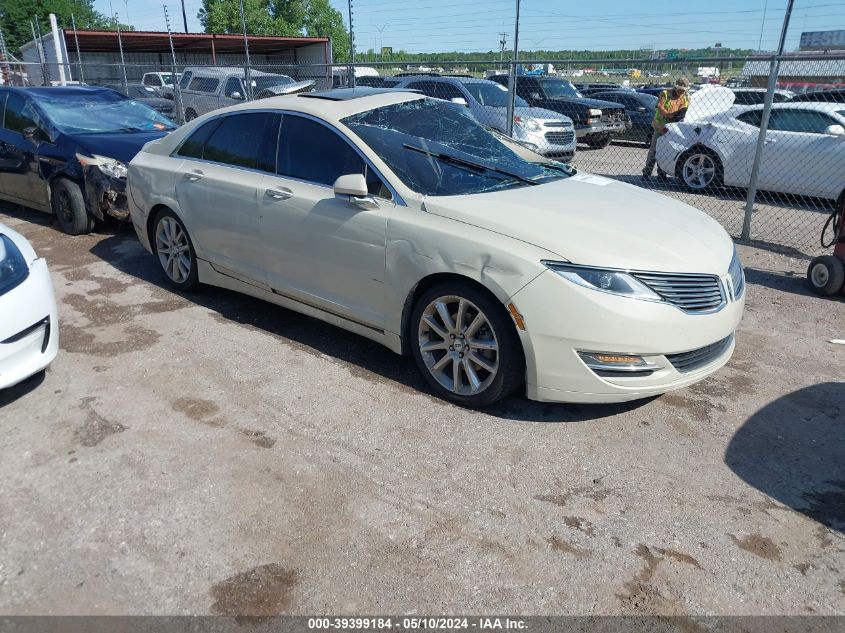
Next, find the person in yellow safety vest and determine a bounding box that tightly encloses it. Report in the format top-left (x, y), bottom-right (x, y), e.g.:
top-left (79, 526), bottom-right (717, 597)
top-left (642, 76), bottom-right (691, 181)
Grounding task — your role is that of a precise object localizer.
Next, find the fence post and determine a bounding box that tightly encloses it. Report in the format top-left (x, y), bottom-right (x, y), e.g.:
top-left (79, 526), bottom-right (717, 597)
top-left (164, 6), bottom-right (185, 124)
top-left (505, 0), bottom-right (520, 137)
top-left (239, 0), bottom-right (253, 100)
top-left (32, 18), bottom-right (50, 86)
top-left (741, 0), bottom-right (794, 241)
top-left (71, 14), bottom-right (84, 84)
top-left (115, 15), bottom-right (129, 95)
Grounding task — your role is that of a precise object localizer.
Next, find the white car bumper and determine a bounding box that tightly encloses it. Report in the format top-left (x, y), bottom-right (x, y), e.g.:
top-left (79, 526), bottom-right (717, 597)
top-left (0, 258), bottom-right (59, 390)
top-left (510, 269), bottom-right (745, 403)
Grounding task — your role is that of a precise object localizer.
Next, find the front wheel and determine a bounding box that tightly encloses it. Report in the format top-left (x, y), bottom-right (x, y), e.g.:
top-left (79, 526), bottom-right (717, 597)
top-left (677, 148), bottom-right (723, 191)
top-left (51, 178), bottom-right (94, 235)
top-left (152, 209), bottom-right (199, 291)
top-left (807, 255), bottom-right (845, 296)
top-left (584, 132), bottom-right (611, 149)
top-left (410, 282), bottom-right (523, 408)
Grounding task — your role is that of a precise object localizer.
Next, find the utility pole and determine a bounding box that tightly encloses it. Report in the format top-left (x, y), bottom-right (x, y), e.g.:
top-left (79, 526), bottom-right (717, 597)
top-left (181, 0), bottom-right (189, 33)
top-left (115, 13), bottom-right (128, 94)
top-left (758, 0), bottom-right (768, 51)
top-left (164, 5), bottom-right (185, 123)
top-left (499, 32), bottom-right (507, 64)
top-left (376, 24), bottom-right (386, 63)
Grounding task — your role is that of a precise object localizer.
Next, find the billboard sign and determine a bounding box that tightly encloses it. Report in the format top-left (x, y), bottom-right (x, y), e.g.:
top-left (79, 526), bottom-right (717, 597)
top-left (799, 30), bottom-right (845, 51)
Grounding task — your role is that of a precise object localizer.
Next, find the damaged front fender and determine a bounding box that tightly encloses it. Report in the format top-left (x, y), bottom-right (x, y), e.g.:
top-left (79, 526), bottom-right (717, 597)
top-left (81, 164), bottom-right (129, 221)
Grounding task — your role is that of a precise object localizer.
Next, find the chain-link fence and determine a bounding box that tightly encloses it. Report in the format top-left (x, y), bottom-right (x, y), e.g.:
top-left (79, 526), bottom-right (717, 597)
top-left (2, 53), bottom-right (843, 255)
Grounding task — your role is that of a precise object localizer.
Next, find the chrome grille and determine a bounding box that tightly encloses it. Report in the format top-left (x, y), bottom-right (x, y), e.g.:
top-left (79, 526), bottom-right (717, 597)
top-left (545, 131), bottom-right (575, 144)
top-left (632, 271), bottom-right (724, 313)
top-left (666, 335), bottom-right (734, 373)
top-left (729, 251), bottom-right (745, 300)
top-left (544, 121), bottom-right (572, 128)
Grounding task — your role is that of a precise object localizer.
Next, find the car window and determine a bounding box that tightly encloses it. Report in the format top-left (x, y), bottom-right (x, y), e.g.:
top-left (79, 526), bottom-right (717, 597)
top-left (769, 109), bottom-right (838, 134)
top-left (224, 77), bottom-right (243, 98)
top-left (187, 77), bottom-right (219, 93)
top-left (201, 113), bottom-right (276, 170)
top-left (179, 71), bottom-right (192, 89)
top-left (462, 82), bottom-right (528, 108)
top-left (3, 93), bottom-right (38, 134)
top-left (736, 110), bottom-right (763, 127)
top-left (176, 118), bottom-right (222, 159)
top-left (277, 114), bottom-right (391, 199)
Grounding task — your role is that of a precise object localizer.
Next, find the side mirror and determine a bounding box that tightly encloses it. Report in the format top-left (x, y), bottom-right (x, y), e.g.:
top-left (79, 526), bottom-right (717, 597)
top-left (450, 97), bottom-right (469, 107)
top-left (23, 127), bottom-right (48, 145)
top-left (824, 124), bottom-right (845, 136)
top-left (333, 173), bottom-right (379, 210)
top-left (229, 91), bottom-right (243, 100)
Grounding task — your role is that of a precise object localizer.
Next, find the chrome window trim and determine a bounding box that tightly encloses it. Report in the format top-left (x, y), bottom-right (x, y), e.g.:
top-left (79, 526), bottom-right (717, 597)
top-left (542, 259), bottom-right (728, 315)
top-left (170, 108), bottom-right (406, 206)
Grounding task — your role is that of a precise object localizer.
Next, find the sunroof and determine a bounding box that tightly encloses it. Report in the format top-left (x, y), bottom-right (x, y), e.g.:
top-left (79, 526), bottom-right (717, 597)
top-left (299, 87), bottom-right (408, 101)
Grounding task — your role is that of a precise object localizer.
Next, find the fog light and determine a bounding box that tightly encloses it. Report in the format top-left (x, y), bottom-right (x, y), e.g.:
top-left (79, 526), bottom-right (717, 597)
top-left (578, 351), bottom-right (659, 375)
top-left (592, 353), bottom-right (644, 365)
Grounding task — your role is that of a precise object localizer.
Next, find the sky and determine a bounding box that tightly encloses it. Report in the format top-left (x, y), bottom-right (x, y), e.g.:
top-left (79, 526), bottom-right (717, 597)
top-left (90, 0), bottom-right (845, 54)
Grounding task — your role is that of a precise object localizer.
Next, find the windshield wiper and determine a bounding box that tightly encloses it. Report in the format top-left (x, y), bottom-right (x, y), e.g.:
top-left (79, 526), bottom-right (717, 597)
top-left (403, 143), bottom-right (538, 186)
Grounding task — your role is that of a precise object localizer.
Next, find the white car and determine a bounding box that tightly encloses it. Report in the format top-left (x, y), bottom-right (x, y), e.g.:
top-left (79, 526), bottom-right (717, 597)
top-left (127, 88), bottom-right (744, 407)
top-left (657, 92), bottom-right (845, 200)
top-left (0, 223), bottom-right (59, 389)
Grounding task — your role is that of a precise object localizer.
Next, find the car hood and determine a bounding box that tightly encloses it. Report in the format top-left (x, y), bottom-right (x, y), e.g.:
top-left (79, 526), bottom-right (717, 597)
top-left (422, 173), bottom-right (734, 274)
top-left (137, 98), bottom-right (175, 109)
top-left (74, 130), bottom-right (172, 164)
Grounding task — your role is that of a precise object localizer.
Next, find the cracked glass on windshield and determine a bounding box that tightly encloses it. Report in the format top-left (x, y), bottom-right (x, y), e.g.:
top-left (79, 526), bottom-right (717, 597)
top-left (34, 91), bottom-right (176, 134)
top-left (342, 98), bottom-right (570, 196)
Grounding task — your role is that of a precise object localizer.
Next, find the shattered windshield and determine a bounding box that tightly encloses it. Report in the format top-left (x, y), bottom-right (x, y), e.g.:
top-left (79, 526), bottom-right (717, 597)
top-left (35, 92), bottom-right (176, 134)
top-left (342, 98), bottom-right (569, 196)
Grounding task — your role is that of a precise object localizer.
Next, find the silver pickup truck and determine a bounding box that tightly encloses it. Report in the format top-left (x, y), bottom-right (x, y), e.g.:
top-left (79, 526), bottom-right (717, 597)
top-left (178, 67), bottom-right (314, 120)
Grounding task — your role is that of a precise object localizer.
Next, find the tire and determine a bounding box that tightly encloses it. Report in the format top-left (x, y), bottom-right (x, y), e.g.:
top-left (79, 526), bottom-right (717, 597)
top-left (676, 147), bottom-right (724, 191)
top-left (807, 255), bottom-right (845, 296)
top-left (184, 108), bottom-right (198, 122)
top-left (151, 209), bottom-right (199, 291)
top-left (585, 133), bottom-right (611, 149)
top-left (410, 282), bottom-right (524, 408)
top-left (51, 178), bottom-right (94, 235)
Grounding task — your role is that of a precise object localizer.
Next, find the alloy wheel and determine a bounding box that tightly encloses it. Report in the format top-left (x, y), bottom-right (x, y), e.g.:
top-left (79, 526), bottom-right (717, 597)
top-left (417, 295), bottom-right (499, 396)
top-left (58, 191), bottom-right (74, 224)
top-left (155, 216), bottom-right (192, 284)
top-left (682, 153), bottom-right (717, 189)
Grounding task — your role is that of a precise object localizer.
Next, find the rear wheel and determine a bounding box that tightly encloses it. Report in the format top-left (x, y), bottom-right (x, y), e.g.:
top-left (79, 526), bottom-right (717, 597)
top-left (585, 132), bottom-right (611, 149)
top-left (807, 255), bottom-right (845, 296)
top-left (152, 209), bottom-right (199, 291)
top-left (51, 178), bottom-right (94, 235)
top-left (410, 282), bottom-right (523, 408)
top-left (677, 147), bottom-right (723, 191)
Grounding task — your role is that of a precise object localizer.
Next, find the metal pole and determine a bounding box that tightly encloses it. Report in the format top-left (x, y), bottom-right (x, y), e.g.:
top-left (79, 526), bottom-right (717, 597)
top-left (239, 0), bottom-right (252, 100)
top-left (115, 14), bottom-right (129, 94)
top-left (347, 0), bottom-right (355, 87)
top-left (164, 6), bottom-right (185, 124)
top-left (48, 14), bottom-right (67, 85)
top-left (505, 0), bottom-right (520, 137)
top-left (181, 0), bottom-right (189, 33)
top-left (742, 0), bottom-right (794, 241)
top-left (758, 0), bottom-right (768, 51)
top-left (32, 18), bottom-right (50, 86)
top-left (71, 14), bottom-right (84, 84)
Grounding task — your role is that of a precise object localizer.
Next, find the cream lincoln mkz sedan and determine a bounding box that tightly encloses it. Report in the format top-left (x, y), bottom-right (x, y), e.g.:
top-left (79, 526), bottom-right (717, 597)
top-left (127, 88), bottom-right (745, 407)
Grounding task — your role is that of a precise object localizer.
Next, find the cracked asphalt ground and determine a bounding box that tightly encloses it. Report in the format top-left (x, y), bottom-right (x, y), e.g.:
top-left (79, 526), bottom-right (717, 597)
top-left (0, 203), bottom-right (843, 616)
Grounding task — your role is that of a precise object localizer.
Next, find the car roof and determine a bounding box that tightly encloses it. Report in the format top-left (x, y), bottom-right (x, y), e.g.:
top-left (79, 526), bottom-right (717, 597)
top-left (218, 89), bottom-right (426, 121)
top-left (744, 101), bottom-right (844, 113)
top-left (395, 75), bottom-right (493, 85)
top-left (0, 86), bottom-right (124, 100)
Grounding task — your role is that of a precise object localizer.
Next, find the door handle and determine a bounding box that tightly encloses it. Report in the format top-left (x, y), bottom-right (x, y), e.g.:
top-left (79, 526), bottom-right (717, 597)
top-left (183, 170), bottom-right (203, 181)
top-left (265, 187), bottom-right (293, 200)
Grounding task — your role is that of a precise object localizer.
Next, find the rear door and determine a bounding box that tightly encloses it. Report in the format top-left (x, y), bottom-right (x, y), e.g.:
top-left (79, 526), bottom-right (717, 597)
top-left (173, 111), bottom-right (278, 286)
top-left (0, 92), bottom-right (49, 210)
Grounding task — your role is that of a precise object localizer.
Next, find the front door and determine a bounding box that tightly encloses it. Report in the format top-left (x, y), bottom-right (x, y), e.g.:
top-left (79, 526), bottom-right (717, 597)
top-left (173, 111), bottom-right (277, 286)
top-left (258, 113), bottom-right (393, 329)
top-left (0, 92), bottom-right (49, 210)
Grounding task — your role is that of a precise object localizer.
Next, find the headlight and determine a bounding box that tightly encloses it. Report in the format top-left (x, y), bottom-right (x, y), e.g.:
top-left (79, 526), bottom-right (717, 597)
top-left (76, 153), bottom-right (128, 180)
top-left (513, 115), bottom-right (542, 132)
top-left (544, 262), bottom-right (661, 301)
top-left (588, 108), bottom-right (602, 117)
top-left (0, 234), bottom-right (30, 297)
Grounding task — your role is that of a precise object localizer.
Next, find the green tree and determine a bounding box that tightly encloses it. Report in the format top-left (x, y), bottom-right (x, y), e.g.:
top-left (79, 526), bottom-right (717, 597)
top-left (302, 0), bottom-right (348, 62)
top-left (0, 0), bottom-right (119, 54)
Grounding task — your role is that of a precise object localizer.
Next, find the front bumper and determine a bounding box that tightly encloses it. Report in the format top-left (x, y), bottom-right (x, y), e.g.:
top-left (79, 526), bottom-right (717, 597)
top-left (515, 126), bottom-right (577, 159)
top-left (575, 120), bottom-right (626, 139)
top-left (0, 258), bottom-right (59, 390)
top-left (510, 269), bottom-right (745, 403)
